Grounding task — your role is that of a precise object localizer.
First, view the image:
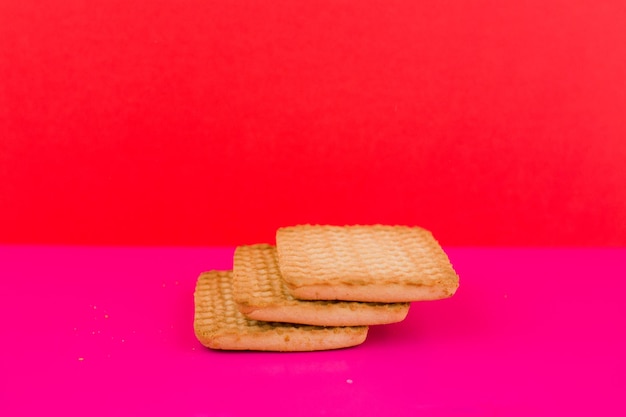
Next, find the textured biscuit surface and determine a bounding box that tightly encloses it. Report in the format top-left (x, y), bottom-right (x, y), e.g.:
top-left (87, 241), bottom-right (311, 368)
top-left (233, 244), bottom-right (410, 326)
top-left (276, 225), bottom-right (459, 302)
top-left (193, 270), bottom-right (368, 351)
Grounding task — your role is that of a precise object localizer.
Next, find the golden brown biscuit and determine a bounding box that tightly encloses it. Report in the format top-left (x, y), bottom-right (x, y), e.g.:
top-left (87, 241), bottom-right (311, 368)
top-left (193, 270), bottom-right (368, 351)
top-left (276, 225), bottom-right (459, 302)
top-left (233, 244), bottom-right (410, 326)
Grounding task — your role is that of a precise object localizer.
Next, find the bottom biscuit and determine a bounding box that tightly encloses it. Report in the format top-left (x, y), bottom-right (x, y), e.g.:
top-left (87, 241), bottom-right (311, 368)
top-left (193, 271), bottom-right (368, 351)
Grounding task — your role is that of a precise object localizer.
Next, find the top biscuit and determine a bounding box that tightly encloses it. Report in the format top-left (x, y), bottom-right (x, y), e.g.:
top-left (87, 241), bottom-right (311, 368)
top-left (275, 225), bottom-right (459, 302)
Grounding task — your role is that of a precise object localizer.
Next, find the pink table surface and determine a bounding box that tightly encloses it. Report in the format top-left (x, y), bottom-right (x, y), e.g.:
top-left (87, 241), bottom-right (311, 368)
top-left (1, 246), bottom-right (624, 416)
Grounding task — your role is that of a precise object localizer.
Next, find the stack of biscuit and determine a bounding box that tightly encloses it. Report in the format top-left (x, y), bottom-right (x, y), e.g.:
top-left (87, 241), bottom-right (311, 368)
top-left (194, 225), bottom-right (459, 352)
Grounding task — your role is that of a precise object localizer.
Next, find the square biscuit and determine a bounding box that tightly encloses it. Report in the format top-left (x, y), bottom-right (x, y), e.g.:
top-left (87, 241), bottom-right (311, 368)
top-left (276, 225), bottom-right (459, 302)
top-left (233, 244), bottom-right (410, 326)
top-left (193, 270), bottom-right (368, 351)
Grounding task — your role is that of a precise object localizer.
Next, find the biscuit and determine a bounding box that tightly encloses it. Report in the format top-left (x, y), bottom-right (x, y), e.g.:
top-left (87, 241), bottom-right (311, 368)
top-left (233, 244), bottom-right (410, 326)
top-left (275, 225), bottom-right (459, 302)
top-left (193, 270), bottom-right (368, 351)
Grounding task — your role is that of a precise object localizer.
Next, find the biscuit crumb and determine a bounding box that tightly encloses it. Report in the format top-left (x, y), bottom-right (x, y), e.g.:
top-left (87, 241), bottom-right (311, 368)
top-left (78, 357), bottom-right (84, 361)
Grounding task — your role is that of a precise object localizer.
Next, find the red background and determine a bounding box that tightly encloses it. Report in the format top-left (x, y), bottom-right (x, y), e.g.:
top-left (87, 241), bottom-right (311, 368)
top-left (1, 0), bottom-right (625, 247)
